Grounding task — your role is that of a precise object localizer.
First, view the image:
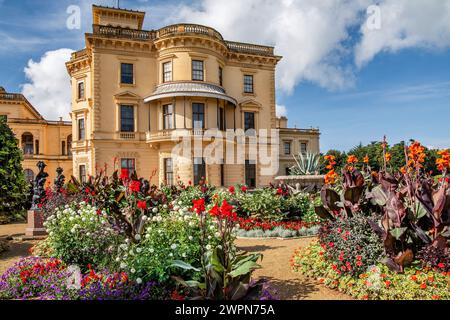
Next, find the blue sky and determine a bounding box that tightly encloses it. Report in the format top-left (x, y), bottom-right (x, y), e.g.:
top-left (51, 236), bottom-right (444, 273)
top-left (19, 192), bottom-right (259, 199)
top-left (0, 0), bottom-right (449, 151)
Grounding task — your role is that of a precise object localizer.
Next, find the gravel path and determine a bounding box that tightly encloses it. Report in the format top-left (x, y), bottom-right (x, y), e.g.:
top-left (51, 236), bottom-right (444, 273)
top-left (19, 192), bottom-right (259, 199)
top-left (236, 237), bottom-right (352, 300)
top-left (0, 223), bottom-right (37, 275)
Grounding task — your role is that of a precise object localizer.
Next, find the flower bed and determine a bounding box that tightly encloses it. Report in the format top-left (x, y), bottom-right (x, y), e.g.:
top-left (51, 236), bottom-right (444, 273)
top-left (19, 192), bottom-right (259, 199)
top-left (0, 169), bottom-right (294, 300)
top-left (0, 257), bottom-right (167, 300)
top-left (292, 241), bottom-right (450, 300)
top-left (236, 218), bottom-right (320, 238)
top-left (291, 140), bottom-right (450, 300)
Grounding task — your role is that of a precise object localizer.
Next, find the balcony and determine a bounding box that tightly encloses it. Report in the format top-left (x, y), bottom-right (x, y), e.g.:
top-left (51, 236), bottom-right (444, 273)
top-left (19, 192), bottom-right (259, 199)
top-left (90, 24), bottom-right (276, 57)
top-left (146, 129), bottom-right (207, 143)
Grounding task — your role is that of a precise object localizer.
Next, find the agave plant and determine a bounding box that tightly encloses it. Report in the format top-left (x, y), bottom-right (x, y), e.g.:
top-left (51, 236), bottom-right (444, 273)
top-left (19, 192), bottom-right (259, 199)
top-left (290, 152), bottom-right (322, 175)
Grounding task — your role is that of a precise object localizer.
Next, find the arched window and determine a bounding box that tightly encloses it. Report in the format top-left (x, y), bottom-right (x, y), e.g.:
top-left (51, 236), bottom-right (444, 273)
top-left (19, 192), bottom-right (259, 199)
top-left (61, 141), bottom-right (66, 155)
top-left (21, 133), bottom-right (34, 155)
top-left (24, 169), bottom-right (34, 183)
top-left (67, 134), bottom-right (72, 156)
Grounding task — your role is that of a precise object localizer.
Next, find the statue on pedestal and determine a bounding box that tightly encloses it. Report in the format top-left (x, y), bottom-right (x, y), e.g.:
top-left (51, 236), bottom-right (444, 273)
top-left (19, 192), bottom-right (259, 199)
top-left (31, 161), bottom-right (48, 210)
top-left (54, 167), bottom-right (65, 192)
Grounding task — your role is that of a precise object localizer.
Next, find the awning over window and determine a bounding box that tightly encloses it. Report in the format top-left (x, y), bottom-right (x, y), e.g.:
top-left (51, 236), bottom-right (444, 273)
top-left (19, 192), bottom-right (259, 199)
top-left (143, 82), bottom-right (237, 106)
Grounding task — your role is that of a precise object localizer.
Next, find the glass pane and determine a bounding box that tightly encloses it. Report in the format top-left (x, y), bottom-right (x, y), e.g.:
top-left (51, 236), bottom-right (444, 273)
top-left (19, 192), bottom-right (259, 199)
top-left (121, 63), bottom-right (133, 84)
top-left (120, 105), bottom-right (134, 132)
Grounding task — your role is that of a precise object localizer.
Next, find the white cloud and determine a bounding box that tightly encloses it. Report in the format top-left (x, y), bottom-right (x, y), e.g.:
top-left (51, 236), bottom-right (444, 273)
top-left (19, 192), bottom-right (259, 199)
top-left (276, 104), bottom-right (287, 117)
top-left (21, 48), bottom-right (74, 120)
top-left (355, 0), bottom-right (450, 67)
top-left (162, 0), bottom-right (371, 93)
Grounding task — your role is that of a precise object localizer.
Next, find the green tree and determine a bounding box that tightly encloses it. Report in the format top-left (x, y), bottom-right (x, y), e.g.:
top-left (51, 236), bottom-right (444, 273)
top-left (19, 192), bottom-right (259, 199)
top-left (0, 117), bottom-right (29, 218)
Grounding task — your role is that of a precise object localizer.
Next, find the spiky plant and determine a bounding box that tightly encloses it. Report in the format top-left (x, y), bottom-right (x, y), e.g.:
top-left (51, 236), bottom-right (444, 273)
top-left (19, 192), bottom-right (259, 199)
top-left (290, 152), bottom-right (322, 175)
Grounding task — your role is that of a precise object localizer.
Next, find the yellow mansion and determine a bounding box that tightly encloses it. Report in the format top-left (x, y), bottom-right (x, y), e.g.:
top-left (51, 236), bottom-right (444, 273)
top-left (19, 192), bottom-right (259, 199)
top-left (0, 87), bottom-right (73, 183)
top-left (0, 5), bottom-right (319, 188)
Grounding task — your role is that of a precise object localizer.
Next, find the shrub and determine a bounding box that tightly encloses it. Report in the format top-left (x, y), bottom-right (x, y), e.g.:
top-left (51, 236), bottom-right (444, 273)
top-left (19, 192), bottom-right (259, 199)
top-left (43, 202), bottom-right (124, 269)
top-left (116, 208), bottom-right (220, 283)
top-left (318, 216), bottom-right (384, 276)
top-left (0, 117), bottom-right (29, 218)
top-left (237, 188), bottom-right (283, 220)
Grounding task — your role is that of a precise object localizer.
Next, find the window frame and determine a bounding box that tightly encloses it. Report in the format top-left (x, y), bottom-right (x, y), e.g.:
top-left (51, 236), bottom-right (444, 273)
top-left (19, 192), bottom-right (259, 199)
top-left (244, 112), bottom-right (255, 131)
top-left (163, 104), bottom-right (174, 130)
top-left (78, 118), bottom-right (85, 140)
top-left (164, 158), bottom-right (174, 186)
top-left (245, 160), bottom-right (256, 188)
top-left (284, 141), bottom-right (291, 155)
top-left (162, 61), bottom-right (172, 83)
top-left (300, 142), bottom-right (308, 155)
top-left (193, 157), bottom-right (206, 185)
top-left (120, 63), bottom-right (134, 85)
top-left (192, 103), bottom-right (205, 129)
top-left (79, 165), bottom-right (86, 183)
top-left (120, 158), bottom-right (136, 178)
top-left (192, 60), bottom-right (204, 81)
top-left (120, 105), bottom-right (135, 133)
top-left (77, 81), bottom-right (85, 100)
top-left (243, 75), bottom-right (254, 94)
top-left (219, 66), bottom-right (223, 86)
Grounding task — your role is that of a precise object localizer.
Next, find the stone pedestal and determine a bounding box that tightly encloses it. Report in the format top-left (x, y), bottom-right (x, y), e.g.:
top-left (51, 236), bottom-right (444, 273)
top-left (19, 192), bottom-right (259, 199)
top-left (25, 210), bottom-right (47, 237)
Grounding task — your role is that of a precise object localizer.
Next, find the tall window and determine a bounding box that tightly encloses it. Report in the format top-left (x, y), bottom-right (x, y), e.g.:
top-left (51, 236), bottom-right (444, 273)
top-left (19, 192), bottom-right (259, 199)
top-left (192, 60), bottom-right (204, 81)
top-left (163, 104), bottom-right (173, 129)
top-left (22, 133), bottom-right (33, 155)
top-left (61, 141), bottom-right (66, 156)
top-left (244, 75), bottom-right (254, 93)
top-left (219, 66), bottom-right (223, 86)
top-left (245, 160), bottom-right (256, 188)
top-left (78, 118), bottom-right (85, 140)
top-left (193, 157), bottom-right (206, 185)
top-left (120, 105), bottom-right (134, 132)
top-left (121, 63), bottom-right (134, 84)
top-left (220, 163), bottom-right (225, 186)
top-left (284, 141), bottom-right (291, 155)
top-left (79, 165), bottom-right (86, 183)
top-left (121, 158), bottom-right (135, 177)
top-left (35, 140), bottom-right (39, 155)
top-left (218, 107), bottom-right (225, 130)
top-left (67, 135), bottom-right (72, 156)
top-left (300, 142), bottom-right (307, 154)
top-left (77, 81), bottom-right (85, 100)
top-left (163, 62), bottom-right (172, 82)
top-left (244, 112), bottom-right (255, 131)
top-left (192, 103), bottom-right (205, 129)
top-left (164, 158), bottom-right (174, 186)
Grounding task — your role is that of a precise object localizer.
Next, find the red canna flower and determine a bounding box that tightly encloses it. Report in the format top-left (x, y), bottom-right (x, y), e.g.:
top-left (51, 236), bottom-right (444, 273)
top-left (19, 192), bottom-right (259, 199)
top-left (129, 180), bottom-right (141, 193)
top-left (192, 198), bottom-right (205, 214)
top-left (120, 168), bottom-right (129, 180)
top-left (228, 186), bottom-right (235, 194)
top-left (241, 185), bottom-right (247, 192)
top-left (137, 200), bottom-right (147, 210)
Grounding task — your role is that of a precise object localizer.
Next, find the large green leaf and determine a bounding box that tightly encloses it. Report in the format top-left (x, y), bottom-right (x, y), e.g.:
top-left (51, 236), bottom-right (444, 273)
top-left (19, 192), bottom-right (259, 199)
top-left (229, 260), bottom-right (261, 278)
top-left (390, 227), bottom-right (407, 240)
top-left (171, 260), bottom-right (201, 272)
